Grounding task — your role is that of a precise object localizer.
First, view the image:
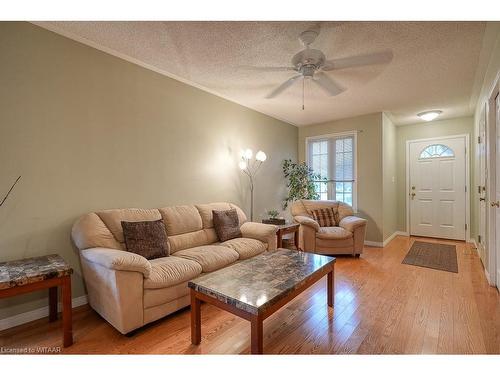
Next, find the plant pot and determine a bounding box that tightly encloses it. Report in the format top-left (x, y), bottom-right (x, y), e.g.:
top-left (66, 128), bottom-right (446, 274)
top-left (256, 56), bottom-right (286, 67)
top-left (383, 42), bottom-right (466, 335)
top-left (262, 218), bottom-right (286, 225)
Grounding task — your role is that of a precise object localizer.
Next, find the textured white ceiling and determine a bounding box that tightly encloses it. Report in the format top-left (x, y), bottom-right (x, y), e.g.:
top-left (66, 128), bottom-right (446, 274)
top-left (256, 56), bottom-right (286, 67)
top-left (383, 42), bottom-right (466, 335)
top-left (35, 21), bottom-right (487, 126)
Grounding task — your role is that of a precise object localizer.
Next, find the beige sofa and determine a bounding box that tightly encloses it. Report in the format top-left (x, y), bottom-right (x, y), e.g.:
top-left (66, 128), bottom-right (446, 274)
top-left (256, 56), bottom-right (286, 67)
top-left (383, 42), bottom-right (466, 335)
top-left (71, 202), bottom-right (276, 334)
top-left (291, 200), bottom-right (367, 256)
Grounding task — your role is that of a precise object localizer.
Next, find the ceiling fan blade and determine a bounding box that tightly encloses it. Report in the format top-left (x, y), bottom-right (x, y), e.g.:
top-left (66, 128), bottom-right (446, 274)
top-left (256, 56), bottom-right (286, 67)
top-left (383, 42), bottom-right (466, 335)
top-left (238, 65), bottom-right (295, 72)
top-left (265, 75), bottom-right (302, 99)
top-left (312, 72), bottom-right (344, 96)
top-left (322, 49), bottom-right (393, 71)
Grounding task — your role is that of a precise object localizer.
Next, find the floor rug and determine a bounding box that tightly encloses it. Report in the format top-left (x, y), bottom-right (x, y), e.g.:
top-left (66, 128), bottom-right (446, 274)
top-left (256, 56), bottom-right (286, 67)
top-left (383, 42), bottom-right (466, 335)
top-left (402, 241), bottom-right (458, 273)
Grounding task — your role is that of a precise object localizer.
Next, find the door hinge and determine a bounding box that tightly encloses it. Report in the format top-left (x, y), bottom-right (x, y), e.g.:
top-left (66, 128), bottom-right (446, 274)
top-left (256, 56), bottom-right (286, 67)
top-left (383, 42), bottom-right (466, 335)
top-left (478, 136), bottom-right (481, 144)
top-left (465, 186), bottom-right (467, 193)
top-left (465, 223), bottom-right (468, 231)
top-left (478, 235), bottom-right (481, 243)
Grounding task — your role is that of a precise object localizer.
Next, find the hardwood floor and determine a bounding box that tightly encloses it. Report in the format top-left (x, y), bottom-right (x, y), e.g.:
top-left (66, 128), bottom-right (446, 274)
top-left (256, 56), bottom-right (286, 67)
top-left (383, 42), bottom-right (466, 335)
top-left (1, 235), bottom-right (499, 354)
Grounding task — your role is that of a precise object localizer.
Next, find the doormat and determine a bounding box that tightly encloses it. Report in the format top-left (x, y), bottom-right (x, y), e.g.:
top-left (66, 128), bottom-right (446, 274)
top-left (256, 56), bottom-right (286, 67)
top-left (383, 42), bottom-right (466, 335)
top-left (402, 241), bottom-right (458, 273)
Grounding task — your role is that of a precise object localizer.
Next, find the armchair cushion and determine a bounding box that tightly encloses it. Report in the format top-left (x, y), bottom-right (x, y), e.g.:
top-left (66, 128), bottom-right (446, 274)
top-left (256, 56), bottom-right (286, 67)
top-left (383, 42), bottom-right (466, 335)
top-left (80, 248), bottom-right (152, 278)
top-left (339, 216), bottom-right (367, 232)
top-left (316, 226), bottom-right (353, 240)
top-left (240, 222), bottom-right (276, 243)
top-left (311, 208), bottom-right (338, 227)
top-left (294, 215), bottom-right (320, 231)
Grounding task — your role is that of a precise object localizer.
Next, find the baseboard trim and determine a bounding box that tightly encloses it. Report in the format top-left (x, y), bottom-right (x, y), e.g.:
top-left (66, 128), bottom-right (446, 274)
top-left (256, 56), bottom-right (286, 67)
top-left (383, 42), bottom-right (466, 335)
top-left (365, 231), bottom-right (409, 248)
top-left (469, 239), bottom-right (478, 249)
top-left (364, 240), bottom-right (383, 247)
top-left (0, 294), bottom-right (88, 331)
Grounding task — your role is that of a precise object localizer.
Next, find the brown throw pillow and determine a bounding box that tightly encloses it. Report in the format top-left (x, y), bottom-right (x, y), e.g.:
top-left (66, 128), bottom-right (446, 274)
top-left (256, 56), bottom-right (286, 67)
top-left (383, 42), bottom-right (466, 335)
top-left (121, 219), bottom-right (169, 260)
top-left (311, 208), bottom-right (338, 227)
top-left (212, 209), bottom-right (241, 242)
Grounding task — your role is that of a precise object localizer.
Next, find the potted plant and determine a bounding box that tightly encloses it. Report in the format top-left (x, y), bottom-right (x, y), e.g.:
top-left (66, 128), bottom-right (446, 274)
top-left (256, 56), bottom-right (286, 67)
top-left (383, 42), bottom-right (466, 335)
top-left (262, 209), bottom-right (285, 225)
top-left (282, 159), bottom-right (323, 209)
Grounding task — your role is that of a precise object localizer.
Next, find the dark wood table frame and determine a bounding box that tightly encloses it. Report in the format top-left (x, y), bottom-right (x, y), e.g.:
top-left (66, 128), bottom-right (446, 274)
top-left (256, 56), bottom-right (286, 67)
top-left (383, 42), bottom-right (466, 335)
top-left (0, 275), bottom-right (73, 347)
top-left (276, 223), bottom-right (300, 250)
top-left (190, 262), bottom-right (334, 354)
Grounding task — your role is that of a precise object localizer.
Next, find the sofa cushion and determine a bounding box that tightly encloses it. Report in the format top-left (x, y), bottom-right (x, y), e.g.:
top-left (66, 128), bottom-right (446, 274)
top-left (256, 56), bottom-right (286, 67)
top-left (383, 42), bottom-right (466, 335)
top-left (221, 238), bottom-right (266, 260)
top-left (196, 202), bottom-right (247, 229)
top-left (159, 205), bottom-right (203, 236)
top-left (173, 245), bottom-right (239, 272)
top-left (144, 256), bottom-right (202, 289)
top-left (121, 219), bottom-right (170, 260)
top-left (213, 209), bottom-right (241, 242)
top-left (96, 208), bottom-right (162, 243)
top-left (316, 226), bottom-right (353, 240)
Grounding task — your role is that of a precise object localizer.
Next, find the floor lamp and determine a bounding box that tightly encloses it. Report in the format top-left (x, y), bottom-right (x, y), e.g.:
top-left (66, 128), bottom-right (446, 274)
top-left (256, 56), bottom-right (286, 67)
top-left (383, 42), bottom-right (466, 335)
top-left (239, 148), bottom-right (267, 222)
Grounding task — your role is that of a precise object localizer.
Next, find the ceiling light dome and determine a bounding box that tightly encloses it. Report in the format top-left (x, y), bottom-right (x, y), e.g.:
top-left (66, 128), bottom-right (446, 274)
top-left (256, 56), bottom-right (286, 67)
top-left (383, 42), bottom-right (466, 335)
top-left (418, 110), bottom-right (442, 122)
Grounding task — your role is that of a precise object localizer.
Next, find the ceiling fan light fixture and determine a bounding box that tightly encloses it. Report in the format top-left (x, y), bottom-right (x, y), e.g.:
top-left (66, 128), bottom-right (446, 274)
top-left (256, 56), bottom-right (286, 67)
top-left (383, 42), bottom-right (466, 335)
top-left (418, 110), bottom-right (442, 122)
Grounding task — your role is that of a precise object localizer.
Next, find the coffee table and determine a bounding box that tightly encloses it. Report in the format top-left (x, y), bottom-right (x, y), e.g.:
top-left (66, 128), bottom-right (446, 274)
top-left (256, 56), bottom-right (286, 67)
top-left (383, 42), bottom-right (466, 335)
top-left (188, 248), bottom-right (335, 354)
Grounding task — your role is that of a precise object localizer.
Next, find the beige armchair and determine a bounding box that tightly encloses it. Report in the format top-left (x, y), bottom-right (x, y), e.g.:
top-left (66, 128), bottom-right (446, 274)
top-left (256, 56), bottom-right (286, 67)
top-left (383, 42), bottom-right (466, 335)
top-left (291, 200), bottom-right (367, 256)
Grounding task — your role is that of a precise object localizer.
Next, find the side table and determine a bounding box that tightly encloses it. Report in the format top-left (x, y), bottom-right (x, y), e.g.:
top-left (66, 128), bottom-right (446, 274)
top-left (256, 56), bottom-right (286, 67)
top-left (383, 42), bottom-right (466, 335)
top-left (0, 254), bottom-right (73, 347)
top-left (276, 223), bottom-right (300, 250)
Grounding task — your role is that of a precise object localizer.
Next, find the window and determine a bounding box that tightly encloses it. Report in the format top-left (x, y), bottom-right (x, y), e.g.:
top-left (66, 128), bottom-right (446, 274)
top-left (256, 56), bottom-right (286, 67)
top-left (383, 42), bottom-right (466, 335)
top-left (306, 132), bottom-right (357, 209)
top-left (419, 144), bottom-right (454, 159)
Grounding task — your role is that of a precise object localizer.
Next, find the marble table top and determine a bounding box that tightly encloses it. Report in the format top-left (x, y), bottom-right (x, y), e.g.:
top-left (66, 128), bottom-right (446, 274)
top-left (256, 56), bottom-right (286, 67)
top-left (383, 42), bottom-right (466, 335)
top-left (0, 254), bottom-right (73, 290)
top-left (188, 248), bottom-right (335, 315)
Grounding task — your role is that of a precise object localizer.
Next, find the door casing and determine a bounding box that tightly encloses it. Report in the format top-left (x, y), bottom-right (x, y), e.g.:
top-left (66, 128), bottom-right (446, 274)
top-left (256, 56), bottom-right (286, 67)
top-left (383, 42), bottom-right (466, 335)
top-left (405, 134), bottom-right (470, 242)
top-left (486, 71), bottom-right (500, 287)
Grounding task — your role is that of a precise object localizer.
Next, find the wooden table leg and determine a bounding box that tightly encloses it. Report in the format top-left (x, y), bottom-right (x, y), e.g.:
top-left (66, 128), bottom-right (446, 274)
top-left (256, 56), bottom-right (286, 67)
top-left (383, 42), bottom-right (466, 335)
top-left (191, 291), bottom-right (201, 345)
top-left (49, 286), bottom-right (58, 322)
top-left (61, 276), bottom-right (73, 347)
top-left (277, 230), bottom-right (283, 249)
top-left (327, 266), bottom-right (335, 308)
top-left (250, 315), bottom-right (263, 354)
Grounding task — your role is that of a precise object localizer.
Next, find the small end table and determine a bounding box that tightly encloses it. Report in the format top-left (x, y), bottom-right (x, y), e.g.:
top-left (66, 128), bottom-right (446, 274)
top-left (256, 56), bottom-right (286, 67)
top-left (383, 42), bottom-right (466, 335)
top-left (0, 254), bottom-right (73, 347)
top-left (276, 223), bottom-right (300, 250)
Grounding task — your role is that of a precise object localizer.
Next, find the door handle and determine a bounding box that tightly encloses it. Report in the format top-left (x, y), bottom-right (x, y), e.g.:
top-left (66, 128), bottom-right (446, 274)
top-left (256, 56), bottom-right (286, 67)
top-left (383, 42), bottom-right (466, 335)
top-left (491, 201), bottom-right (500, 208)
top-left (479, 197), bottom-right (485, 201)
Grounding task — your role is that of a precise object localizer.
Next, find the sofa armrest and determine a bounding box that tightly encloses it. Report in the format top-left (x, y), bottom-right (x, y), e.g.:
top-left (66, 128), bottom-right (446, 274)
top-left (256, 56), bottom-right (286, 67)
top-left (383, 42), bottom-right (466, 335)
top-left (80, 248), bottom-right (152, 278)
top-left (240, 222), bottom-right (277, 251)
top-left (294, 215), bottom-right (320, 231)
top-left (339, 216), bottom-right (367, 232)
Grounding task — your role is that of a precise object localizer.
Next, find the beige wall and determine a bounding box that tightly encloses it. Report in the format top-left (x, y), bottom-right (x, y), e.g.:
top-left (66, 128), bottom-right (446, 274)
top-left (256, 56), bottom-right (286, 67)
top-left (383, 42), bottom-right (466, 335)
top-left (382, 113), bottom-right (397, 240)
top-left (298, 113), bottom-right (384, 242)
top-left (395, 117), bottom-right (475, 235)
top-left (473, 22), bottom-right (500, 274)
top-left (0, 22), bottom-right (298, 320)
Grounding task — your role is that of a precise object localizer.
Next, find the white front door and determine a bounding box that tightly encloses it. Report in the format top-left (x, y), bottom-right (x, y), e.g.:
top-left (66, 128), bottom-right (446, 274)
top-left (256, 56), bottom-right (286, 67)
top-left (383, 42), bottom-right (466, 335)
top-left (409, 136), bottom-right (467, 240)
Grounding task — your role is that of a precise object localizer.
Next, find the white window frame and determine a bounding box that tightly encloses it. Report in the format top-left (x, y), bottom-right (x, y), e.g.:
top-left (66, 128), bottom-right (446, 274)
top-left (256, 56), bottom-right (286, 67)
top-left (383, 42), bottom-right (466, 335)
top-left (305, 130), bottom-right (358, 211)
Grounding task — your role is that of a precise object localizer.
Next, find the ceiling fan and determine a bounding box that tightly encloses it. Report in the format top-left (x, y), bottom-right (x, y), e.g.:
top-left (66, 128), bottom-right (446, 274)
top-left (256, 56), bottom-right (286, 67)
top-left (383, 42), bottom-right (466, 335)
top-left (243, 25), bottom-right (393, 108)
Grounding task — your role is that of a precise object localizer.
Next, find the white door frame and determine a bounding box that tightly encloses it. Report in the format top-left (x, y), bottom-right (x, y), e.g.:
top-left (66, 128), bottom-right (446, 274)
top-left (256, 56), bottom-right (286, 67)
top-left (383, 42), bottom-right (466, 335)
top-left (405, 134), bottom-right (471, 242)
top-left (486, 71), bottom-right (500, 286)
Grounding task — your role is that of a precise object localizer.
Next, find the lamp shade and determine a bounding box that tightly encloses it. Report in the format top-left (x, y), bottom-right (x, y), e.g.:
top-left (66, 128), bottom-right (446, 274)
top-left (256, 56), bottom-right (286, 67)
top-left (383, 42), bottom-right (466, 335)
top-left (238, 160), bottom-right (247, 170)
top-left (244, 148), bottom-right (253, 159)
top-left (256, 150), bottom-right (267, 162)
